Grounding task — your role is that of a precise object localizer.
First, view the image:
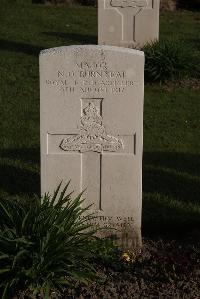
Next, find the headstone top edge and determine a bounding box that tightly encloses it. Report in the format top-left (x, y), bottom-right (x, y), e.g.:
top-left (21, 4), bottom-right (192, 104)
top-left (39, 45), bottom-right (144, 57)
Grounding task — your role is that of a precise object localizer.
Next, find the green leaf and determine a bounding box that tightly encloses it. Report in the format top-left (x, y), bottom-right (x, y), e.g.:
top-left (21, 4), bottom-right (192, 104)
top-left (12, 249), bottom-right (29, 269)
top-left (50, 181), bottom-right (63, 206)
top-left (44, 281), bottom-right (50, 299)
top-left (2, 282), bottom-right (9, 299)
top-left (0, 200), bottom-right (13, 225)
top-left (0, 268), bottom-right (10, 274)
top-left (0, 254), bottom-right (9, 260)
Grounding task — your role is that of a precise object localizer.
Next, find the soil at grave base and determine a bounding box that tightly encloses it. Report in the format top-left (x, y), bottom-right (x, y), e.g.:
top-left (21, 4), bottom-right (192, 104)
top-left (16, 238), bottom-right (200, 299)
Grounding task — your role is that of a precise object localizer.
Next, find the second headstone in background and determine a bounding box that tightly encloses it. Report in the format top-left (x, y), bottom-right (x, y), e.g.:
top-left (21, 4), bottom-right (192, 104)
top-left (98, 0), bottom-right (160, 48)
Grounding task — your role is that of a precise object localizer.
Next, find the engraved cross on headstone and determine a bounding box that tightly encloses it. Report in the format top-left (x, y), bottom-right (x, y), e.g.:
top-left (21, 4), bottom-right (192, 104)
top-left (59, 98), bottom-right (135, 211)
top-left (108, 0), bottom-right (152, 46)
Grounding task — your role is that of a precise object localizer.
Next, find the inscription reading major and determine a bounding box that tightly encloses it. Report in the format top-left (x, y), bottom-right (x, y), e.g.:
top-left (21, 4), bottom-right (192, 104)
top-left (60, 102), bottom-right (123, 153)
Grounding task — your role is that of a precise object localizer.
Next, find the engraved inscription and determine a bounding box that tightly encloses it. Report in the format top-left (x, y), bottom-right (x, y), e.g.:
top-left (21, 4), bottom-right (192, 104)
top-left (87, 215), bottom-right (135, 229)
top-left (60, 102), bottom-right (123, 153)
top-left (45, 59), bottom-right (138, 94)
top-left (110, 0), bottom-right (148, 8)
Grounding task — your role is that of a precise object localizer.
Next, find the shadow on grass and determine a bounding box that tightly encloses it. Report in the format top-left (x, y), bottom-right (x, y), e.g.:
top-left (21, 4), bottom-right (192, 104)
top-left (143, 151), bottom-right (200, 238)
top-left (42, 31), bottom-right (97, 44)
top-left (0, 39), bottom-right (43, 56)
top-left (0, 148), bottom-right (40, 196)
top-left (142, 192), bottom-right (200, 238)
top-left (143, 152), bottom-right (200, 204)
top-left (0, 32), bottom-right (97, 56)
top-left (0, 148), bottom-right (40, 164)
top-left (0, 148), bottom-right (199, 238)
top-left (0, 163), bottom-right (40, 196)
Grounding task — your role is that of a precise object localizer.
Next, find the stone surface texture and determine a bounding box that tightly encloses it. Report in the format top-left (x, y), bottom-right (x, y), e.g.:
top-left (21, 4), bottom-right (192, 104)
top-left (98, 0), bottom-right (160, 48)
top-left (40, 45), bottom-right (144, 250)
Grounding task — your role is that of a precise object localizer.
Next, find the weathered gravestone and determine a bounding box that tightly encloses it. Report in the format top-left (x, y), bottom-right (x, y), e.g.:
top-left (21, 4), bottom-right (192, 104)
top-left (40, 45), bottom-right (144, 249)
top-left (98, 0), bottom-right (160, 48)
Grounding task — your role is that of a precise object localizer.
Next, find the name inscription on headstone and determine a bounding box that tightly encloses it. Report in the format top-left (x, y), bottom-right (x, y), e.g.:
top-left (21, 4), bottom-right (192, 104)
top-left (45, 60), bottom-right (138, 95)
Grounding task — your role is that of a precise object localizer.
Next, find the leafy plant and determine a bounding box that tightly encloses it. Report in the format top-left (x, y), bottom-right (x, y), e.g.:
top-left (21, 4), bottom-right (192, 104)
top-left (0, 182), bottom-right (98, 298)
top-left (143, 39), bottom-right (197, 82)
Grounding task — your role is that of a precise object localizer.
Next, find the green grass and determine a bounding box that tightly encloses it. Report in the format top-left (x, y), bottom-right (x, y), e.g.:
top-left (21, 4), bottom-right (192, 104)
top-left (0, 0), bottom-right (199, 238)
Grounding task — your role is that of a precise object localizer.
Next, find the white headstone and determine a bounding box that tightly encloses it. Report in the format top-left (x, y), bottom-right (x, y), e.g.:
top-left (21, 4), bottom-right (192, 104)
top-left (98, 0), bottom-right (160, 48)
top-left (40, 45), bottom-right (144, 250)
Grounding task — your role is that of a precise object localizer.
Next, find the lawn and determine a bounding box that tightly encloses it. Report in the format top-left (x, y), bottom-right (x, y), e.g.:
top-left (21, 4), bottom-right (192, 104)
top-left (0, 0), bottom-right (200, 297)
